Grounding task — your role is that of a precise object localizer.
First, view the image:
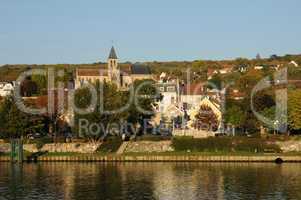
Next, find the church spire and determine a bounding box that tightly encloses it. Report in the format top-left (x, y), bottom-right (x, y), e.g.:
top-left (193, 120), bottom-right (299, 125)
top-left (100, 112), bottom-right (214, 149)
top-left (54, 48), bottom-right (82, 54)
top-left (108, 46), bottom-right (118, 59)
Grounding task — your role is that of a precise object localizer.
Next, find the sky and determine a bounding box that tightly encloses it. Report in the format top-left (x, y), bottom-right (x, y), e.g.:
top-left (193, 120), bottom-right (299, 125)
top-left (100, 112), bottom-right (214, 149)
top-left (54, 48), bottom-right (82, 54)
top-left (0, 0), bottom-right (300, 64)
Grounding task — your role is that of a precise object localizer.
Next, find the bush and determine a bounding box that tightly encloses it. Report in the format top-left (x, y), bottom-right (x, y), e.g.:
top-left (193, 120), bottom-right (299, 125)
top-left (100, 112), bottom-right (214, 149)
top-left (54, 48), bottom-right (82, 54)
top-left (233, 138), bottom-right (281, 153)
top-left (136, 135), bottom-right (171, 141)
top-left (33, 137), bottom-right (53, 150)
top-left (97, 137), bottom-right (122, 153)
top-left (172, 136), bottom-right (281, 153)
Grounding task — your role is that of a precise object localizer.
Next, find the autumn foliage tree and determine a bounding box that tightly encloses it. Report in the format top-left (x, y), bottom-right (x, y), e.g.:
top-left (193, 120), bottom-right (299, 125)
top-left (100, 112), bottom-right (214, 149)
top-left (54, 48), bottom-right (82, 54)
top-left (193, 105), bottom-right (219, 131)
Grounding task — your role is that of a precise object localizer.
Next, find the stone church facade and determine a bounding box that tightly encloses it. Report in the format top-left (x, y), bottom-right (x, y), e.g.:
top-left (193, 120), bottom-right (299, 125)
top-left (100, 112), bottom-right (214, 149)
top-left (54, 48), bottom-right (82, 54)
top-left (75, 47), bottom-right (153, 89)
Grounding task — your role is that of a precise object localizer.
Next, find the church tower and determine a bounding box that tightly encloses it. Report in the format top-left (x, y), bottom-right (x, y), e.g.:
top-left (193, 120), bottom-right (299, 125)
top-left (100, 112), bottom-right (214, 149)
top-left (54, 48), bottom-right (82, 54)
top-left (108, 46), bottom-right (120, 86)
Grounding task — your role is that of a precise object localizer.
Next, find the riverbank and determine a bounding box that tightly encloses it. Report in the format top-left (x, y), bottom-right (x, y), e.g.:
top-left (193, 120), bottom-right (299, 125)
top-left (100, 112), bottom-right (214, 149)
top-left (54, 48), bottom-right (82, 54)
top-left (1, 152), bottom-right (301, 163)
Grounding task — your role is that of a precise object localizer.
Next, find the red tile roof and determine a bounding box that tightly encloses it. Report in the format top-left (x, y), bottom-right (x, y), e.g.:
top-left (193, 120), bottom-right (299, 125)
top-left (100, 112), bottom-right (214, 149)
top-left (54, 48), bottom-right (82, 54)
top-left (77, 69), bottom-right (108, 76)
top-left (182, 83), bottom-right (205, 95)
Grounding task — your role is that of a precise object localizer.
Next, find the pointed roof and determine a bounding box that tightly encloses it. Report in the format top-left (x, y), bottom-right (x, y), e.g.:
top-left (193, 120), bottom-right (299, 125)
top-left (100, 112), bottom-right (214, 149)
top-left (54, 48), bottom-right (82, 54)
top-left (108, 46), bottom-right (118, 59)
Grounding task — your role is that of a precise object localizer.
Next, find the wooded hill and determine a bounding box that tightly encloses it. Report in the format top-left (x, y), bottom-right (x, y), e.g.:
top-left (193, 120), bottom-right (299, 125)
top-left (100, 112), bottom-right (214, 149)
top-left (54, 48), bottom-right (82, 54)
top-left (1, 54), bottom-right (301, 82)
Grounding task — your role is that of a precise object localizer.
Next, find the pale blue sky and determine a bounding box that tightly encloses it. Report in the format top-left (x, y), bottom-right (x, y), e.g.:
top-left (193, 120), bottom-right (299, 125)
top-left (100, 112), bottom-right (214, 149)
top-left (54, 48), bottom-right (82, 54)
top-left (0, 0), bottom-right (300, 64)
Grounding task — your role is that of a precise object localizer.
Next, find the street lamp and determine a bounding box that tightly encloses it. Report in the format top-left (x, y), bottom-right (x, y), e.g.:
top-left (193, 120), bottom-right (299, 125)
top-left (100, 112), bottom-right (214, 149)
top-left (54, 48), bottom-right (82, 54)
top-left (274, 120), bottom-right (279, 135)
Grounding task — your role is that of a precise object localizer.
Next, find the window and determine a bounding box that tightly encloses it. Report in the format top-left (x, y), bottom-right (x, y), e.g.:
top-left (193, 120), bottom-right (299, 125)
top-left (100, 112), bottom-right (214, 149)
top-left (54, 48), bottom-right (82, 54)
top-left (171, 97), bottom-right (175, 104)
top-left (167, 86), bottom-right (175, 92)
top-left (159, 87), bottom-right (165, 92)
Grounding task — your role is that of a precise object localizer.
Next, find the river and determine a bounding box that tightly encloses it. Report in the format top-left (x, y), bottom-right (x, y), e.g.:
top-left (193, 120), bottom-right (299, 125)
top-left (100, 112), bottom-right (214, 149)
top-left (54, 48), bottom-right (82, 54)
top-left (0, 162), bottom-right (300, 200)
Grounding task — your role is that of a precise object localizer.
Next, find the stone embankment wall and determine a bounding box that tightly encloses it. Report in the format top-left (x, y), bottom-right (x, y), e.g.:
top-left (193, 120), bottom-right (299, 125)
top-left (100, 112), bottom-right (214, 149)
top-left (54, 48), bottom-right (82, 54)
top-left (1, 140), bottom-right (301, 154)
top-left (173, 130), bottom-right (215, 138)
top-left (0, 143), bottom-right (10, 153)
top-left (277, 140), bottom-right (301, 153)
top-left (0, 143), bottom-right (101, 154)
top-left (124, 141), bottom-right (174, 153)
top-left (1, 155), bottom-right (301, 163)
top-left (0, 141), bottom-right (174, 154)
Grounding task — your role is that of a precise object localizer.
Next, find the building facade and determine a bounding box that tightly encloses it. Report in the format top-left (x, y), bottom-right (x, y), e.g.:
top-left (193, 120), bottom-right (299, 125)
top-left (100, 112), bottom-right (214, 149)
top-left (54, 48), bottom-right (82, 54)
top-left (0, 82), bottom-right (14, 97)
top-left (75, 47), bottom-right (153, 89)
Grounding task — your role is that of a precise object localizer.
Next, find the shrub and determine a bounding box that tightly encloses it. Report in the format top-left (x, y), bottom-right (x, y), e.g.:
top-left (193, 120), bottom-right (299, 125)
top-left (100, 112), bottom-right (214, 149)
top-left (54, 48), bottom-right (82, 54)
top-left (172, 136), bottom-right (281, 153)
top-left (172, 137), bottom-right (232, 152)
top-left (33, 137), bottom-right (53, 150)
top-left (233, 137), bottom-right (281, 153)
top-left (137, 135), bottom-right (171, 141)
top-left (97, 137), bottom-right (122, 153)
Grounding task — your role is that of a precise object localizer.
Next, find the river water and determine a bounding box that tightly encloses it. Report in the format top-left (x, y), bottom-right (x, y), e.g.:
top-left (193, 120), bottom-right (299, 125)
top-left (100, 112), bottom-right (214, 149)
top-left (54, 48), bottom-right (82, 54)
top-left (0, 162), bottom-right (300, 200)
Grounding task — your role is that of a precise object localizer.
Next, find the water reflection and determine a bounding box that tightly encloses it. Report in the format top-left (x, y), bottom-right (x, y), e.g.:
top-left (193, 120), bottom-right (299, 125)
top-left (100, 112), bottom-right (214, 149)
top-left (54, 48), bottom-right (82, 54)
top-left (0, 162), bottom-right (300, 200)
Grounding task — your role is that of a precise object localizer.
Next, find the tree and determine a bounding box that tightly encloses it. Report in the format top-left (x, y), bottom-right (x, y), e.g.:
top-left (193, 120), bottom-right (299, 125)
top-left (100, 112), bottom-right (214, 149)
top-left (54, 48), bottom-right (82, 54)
top-left (74, 82), bottom-right (128, 141)
top-left (31, 74), bottom-right (47, 95)
top-left (208, 74), bottom-right (222, 90)
top-left (192, 60), bottom-right (207, 71)
top-left (234, 58), bottom-right (250, 71)
top-left (237, 69), bottom-right (264, 93)
top-left (252, 91), bottom-right (275, 112)
top-left (260, 106), bottom-right (287, 134)
top-left (288, 90), bottom-right (301, 131)
top-left (193, 105), bottom-right (219, 131)
top-left (224, 105), bottom-right (245, 127)
top-left (0, 96), bottom-right (46, 139)
top-left (126, 79), bottom-right (158, 135)
top-left (20, 77), bottom-right (38, 97)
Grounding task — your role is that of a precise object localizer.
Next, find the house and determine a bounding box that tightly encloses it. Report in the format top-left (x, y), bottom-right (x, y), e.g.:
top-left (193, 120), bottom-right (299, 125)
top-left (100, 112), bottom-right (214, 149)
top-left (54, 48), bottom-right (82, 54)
top-left (155, 81), bottom-right (179, 114)
top-left (219, 66), bottom-right (233, 74)
top-left (238, 65), bottom-right (248, 73)
top-left (153, 78), bottom-right (227, 136)
top-left (229, 89), bottom-right (244, 100)
top-left (207, 67), bottom-right (233, 80)
top-left (254, 65), bottom-right (264, 70)
top-left (0, 82), bottom-right (14, 97)
top-left (180, 82), bottom-right (205, 110)
top-left (289, 60), bottom-right (299, 67)
top-left (186, 96), bottom-right (223, 131)
top-left (153, 81), bottom-right (183, 127)
top-left (207, 68), bottom-right (219, 80)
top-left (75, 47), bottom-right (153, 89)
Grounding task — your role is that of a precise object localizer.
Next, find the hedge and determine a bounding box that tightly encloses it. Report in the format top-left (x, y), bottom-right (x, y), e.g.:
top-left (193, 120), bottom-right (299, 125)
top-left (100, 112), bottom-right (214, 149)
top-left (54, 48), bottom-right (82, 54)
top-left (172, 136), bottom-right (281, 153)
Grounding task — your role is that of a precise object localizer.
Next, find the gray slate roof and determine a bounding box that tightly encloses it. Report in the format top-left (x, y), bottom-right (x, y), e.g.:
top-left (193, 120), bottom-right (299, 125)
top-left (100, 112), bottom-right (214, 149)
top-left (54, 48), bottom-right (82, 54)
top-left (131, 63), bottom-right (151, 75)
top-left (108, 46), bottom-right (118, 59)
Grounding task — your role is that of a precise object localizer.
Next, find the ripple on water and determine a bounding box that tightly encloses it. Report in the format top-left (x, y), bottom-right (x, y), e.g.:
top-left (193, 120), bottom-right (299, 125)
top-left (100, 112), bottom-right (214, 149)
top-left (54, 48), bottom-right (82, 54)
top-left (0, 163), bottom-right (300, 200)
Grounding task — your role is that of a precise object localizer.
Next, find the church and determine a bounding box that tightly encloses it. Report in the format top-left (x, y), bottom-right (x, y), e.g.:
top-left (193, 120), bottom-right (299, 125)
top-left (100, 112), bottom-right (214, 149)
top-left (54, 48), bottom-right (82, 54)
top-left (75, 47), bottom-right (153, 89)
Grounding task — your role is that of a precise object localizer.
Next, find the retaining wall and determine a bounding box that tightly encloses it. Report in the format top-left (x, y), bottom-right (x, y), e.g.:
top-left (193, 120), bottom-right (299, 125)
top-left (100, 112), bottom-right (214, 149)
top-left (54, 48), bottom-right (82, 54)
top-left (0, 143), bottom-right (101, 154)
top-left (124, 141), bottom-right (174, 153)
top-left (0, 155), bottom-right (301, 162)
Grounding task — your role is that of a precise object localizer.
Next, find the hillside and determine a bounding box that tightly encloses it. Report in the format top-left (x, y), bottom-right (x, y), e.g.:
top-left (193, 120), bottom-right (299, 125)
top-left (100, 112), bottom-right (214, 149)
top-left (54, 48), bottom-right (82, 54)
top-left (1, 54), bottom-right (301, 82)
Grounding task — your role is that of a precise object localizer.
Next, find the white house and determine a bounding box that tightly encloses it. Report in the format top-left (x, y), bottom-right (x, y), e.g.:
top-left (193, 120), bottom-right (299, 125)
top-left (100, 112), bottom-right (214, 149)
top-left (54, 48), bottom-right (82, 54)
top-left (155, 81), bottom-right (179, 114)
top-left (219, 67), bottom-right (233, 74)
top-left (180, 83), bottom-right (205, 110)
top-left (289, 60), bottom-right (299, 67)
top-left (0, 82), bottom-right (14, 97)
top-left (254, 65), bottom-right (264, 70)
